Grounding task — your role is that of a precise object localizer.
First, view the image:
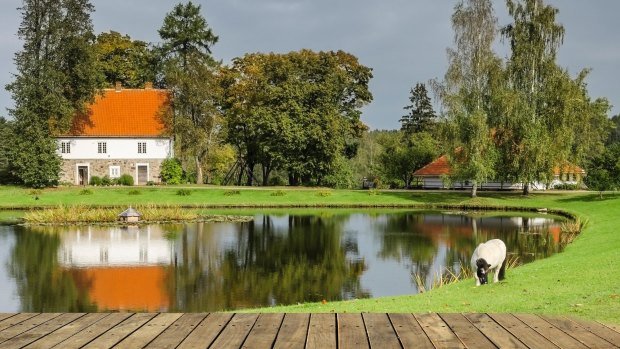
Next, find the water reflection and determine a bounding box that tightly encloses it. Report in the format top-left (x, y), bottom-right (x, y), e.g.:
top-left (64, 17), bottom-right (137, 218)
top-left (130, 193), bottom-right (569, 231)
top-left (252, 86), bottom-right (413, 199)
top-left (2, 211), bottom-right (565, 312)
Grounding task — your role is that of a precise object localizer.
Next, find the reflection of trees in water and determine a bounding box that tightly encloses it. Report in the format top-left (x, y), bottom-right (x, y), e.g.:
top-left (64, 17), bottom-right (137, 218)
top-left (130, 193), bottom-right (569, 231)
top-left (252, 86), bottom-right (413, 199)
top-left (9, 226), bottom-right (95, 312)
top-left (166, 215), bottom-right (368, 312)
top-left (374, 213), bottom-right (562, 289)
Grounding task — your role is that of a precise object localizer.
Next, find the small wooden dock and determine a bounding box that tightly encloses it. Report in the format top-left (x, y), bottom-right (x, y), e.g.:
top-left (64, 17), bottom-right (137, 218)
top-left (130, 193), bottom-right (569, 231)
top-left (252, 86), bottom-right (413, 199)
top-left (0, 312), bottom-right (618, 348)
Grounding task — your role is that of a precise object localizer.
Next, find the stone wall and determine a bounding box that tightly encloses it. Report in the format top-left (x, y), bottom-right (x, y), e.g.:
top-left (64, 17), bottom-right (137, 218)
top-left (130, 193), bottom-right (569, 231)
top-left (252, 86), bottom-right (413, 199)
top-left (60, 159), bottom-right (164, 185)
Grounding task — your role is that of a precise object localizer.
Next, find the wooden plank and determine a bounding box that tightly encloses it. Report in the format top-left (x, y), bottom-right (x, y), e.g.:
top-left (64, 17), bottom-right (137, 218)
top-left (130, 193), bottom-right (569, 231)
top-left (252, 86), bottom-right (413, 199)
top-left (144, 313), bottom-right (208, 349)
top-left (0, 313), bottom-right (61, 344)
top-left (488, 313), bottom-right (561, 349)
top-left (464, 313), bottom-right (528, 348)
top-left (415, 313), bottom-right (466, 349)
top-left (362, 313), bottom-right (401, 349)
top-left (570, 317), bottom-right (620, 347)
top-left (306, 313), bottom-right (337, 349)
top-left (337, 313), bottom-right (369, 349)
top-left (542, 315), bottom-right (620, 349)
top-left (514, 314), bottom-right (589, 349)
top-left (0, 313), bottom-right (40, 332)
top-left (113, 313), bottom-right (183, 349)
top-left (23, 313), bottom-right (109, 349)
top-left (388, 313), bottom-right (434, 349)
top-left (0, 313), bottom-right (84, 349)
top-left (0, 314), bottom-right (16, 322)
top-left (178, 313), bottom-right (233, 349)
top-left (273, 313), bottom-right (309, 349)
top-left (177, 313), bottom-right (234, 349)
top-left (59, 312), bottom-right (134, 349)
top-left (241, 313), bottom-right (284, 349)
top-left (208, 313), bottom-right (259, 349)
top-left (439, 313), bottom-right (496, 349)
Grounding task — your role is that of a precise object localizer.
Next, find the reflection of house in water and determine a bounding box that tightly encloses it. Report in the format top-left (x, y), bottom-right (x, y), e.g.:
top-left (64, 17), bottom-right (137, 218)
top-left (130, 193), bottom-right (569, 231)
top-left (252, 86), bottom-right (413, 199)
top-left (58, 226), bottom-right (173, 312)
top-left (413, 214), bottom-right (561, 245)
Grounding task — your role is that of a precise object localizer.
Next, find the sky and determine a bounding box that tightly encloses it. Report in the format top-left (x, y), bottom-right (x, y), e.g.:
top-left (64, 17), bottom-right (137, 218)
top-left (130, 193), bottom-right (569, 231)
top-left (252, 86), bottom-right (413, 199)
top-left (0, 0), bottom-right (619, 130)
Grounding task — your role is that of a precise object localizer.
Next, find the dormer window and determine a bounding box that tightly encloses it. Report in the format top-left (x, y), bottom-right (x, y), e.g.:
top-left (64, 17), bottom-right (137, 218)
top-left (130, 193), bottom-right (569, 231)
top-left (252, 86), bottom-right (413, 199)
top-left (61, 141), bottom-right (71, 154)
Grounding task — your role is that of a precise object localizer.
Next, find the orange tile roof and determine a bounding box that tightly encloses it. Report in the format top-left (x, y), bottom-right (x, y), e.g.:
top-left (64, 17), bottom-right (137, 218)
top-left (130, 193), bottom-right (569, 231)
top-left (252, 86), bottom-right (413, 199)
top-left (70, 266), bottom-right (169, 312)
top-left (68, 88), bottom-right (169, 137)
top-left (413, 155), bottom-right (452, 176)
top-left (414, 154), bottom-right (585, 177)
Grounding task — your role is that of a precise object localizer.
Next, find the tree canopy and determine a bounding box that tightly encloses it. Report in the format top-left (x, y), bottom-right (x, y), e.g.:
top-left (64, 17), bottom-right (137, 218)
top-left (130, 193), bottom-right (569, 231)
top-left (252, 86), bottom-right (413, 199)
top-left (6, 0), bottom-right (101, 187)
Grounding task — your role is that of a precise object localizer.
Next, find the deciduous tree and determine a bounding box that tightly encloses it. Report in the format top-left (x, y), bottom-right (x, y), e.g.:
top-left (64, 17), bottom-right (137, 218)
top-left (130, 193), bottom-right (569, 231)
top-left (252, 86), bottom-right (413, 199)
top-left (94, 31), bottom-right (157, 88)
top-left (435, 0), bottom-right (500, 197)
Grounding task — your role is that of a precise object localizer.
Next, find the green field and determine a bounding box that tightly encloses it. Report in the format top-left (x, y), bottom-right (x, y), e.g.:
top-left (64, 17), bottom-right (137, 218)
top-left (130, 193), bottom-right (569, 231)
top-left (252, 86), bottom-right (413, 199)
top-left (1, 185), bottom-right (619, 324)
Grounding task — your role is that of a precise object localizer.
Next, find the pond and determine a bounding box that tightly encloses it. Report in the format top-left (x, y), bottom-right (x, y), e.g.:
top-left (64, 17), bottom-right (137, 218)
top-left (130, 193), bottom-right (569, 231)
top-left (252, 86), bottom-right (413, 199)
top-left (0, 210), bottom-right (567, 312)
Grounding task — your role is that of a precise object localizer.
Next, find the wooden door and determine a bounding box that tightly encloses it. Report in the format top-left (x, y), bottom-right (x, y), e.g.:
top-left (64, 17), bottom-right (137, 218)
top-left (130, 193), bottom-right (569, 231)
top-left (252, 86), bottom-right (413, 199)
top-left (137, 165), bottom-right (148, 185)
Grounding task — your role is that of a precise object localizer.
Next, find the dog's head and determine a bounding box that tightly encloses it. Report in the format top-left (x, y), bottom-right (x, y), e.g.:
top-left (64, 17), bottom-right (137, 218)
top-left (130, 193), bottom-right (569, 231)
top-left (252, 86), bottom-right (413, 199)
top-left (476, 258), bottom-right (491, 285)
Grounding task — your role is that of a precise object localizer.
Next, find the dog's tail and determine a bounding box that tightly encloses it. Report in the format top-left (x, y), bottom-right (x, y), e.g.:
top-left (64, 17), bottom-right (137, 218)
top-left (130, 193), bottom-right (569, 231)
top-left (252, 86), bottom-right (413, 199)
top-left (498, 258), bottom-right (507, 281)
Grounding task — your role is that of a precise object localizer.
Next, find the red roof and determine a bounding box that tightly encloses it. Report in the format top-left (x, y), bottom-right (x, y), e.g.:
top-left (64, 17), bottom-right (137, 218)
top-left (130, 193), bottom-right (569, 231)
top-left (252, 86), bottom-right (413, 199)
top-left (68, 88), bottom-right (169, 137)
top-left (413, 155), bottom-right (452, 176)
top-left (414, 155), bottom-right (585, 177)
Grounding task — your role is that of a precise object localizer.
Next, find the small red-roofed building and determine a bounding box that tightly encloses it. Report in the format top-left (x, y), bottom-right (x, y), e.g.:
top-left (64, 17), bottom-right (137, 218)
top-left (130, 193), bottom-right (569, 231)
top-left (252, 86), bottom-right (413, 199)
top-left (57, 83), bottom-right (172, 185)
top-left (413, 155), bottom-right (585, 190)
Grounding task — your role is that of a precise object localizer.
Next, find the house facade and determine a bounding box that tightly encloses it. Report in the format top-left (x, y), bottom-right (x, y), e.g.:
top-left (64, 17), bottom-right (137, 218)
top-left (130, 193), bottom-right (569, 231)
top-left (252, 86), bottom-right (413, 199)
top-left (413, 155), bottom-right (585, 190)
top-left (57, 83), bottom-right (172, 185)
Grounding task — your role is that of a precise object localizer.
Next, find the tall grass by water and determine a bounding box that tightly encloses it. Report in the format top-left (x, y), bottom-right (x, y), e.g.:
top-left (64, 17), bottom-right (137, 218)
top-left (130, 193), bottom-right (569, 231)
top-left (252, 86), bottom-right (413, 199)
top-left (23, 205), bottom-right (251, 224)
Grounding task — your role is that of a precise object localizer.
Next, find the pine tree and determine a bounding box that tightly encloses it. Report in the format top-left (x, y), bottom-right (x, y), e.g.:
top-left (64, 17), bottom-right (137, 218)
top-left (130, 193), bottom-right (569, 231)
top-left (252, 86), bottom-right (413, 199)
top-left (6, 0), bottom-right (100, 187)
top-left (159, 1), bottom-right (220, 184)
top-left (400, 83), bottom-right (436, 135)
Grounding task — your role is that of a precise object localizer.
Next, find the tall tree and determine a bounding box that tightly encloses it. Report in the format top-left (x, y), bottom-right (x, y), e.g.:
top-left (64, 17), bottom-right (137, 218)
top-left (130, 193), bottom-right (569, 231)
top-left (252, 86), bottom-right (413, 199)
top-left (6, 0), bottom-right (101, 187)
top-left (400, 83), bottom-right (436, 135)
top-left (499, 0), bottom-right (564, 194)
top-left (435, 0), bottom-right (500, 197)
top-left (0, 118), bottom-right (15, 183)
top-left (221, 50), bottom-right (372, 186)
top-left (94, 31), bottom-right (157, 88)
top-left (159, 1), bottom-right (221, 184)
top-left (158, 1), bottom-right (218, 68)
top-left (500, 0), bottom-right (611, 194)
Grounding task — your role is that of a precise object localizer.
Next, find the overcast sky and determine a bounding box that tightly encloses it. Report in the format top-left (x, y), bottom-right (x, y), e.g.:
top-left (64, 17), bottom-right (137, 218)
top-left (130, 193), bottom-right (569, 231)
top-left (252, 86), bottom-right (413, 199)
top-left (1, 0), bottom-right (619, 130)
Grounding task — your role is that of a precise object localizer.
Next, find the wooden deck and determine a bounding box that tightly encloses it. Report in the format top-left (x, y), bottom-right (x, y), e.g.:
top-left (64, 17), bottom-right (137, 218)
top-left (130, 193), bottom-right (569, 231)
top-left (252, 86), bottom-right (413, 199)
top-left (0, 312), bottom-right (618, 348)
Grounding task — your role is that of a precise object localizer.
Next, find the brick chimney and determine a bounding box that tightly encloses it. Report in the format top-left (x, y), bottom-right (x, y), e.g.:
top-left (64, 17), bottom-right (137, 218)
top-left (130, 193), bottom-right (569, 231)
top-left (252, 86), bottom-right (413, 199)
top-left (144, 81), bottom-right (153, 90)
top-left (115, 81), bottom-right (122, 92)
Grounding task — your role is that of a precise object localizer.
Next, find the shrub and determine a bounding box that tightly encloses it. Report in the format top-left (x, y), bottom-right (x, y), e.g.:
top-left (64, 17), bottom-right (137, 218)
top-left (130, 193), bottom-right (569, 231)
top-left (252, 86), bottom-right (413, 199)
top-left (117, 174), bottom-right (134, 186)
top-left (161, 158), bottom-right (183, 184)
top-left (176, 189), bottom-right (192, 196)
top-left (147, 181), bottom-right (156, 186)
top-left (101, 175), bottom-right (112, 186)
top-left (271, 190), bottom-right (286, 197)
top-left (128, 189), bottom-right (141, 195)
top-left (89, 176), bottom-right (102, 186)
top-left (224, 189), bottom-right (241, 196)
top-left (269, 176), bottom-right (287, 186)
top-left (553, 183), bottom-right (580, 190)
top-left (79, 189), bottom-right (93, 195)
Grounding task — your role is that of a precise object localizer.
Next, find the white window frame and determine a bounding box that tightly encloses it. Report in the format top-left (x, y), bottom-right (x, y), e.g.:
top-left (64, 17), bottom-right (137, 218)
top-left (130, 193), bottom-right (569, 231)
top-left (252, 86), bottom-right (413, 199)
top-left (138, 142), bottom-right (147, 154)
top-left (61, 141), bottom-right (71, 154)
top-left (109, 166), bottom-right (121, 178)
top-left (98, 142), bottom-right (107, 154)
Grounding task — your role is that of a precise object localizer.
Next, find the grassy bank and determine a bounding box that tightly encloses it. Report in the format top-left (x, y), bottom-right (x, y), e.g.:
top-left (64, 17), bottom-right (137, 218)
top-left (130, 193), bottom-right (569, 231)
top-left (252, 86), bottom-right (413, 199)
top-left (1, 185), bottom-right (619, 323)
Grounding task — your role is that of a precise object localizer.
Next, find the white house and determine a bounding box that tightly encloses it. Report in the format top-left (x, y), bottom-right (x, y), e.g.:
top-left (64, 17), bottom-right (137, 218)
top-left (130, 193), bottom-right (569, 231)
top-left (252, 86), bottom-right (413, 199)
top-left (413, 155), bottom-right (585, 190)
top-left (57, 83), bottom-right (173, 185)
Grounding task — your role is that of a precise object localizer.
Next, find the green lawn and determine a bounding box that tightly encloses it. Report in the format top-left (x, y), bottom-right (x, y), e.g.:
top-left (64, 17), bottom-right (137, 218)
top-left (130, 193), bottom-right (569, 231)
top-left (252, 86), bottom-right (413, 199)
top-left (2, 185), bottom-right (619, 324)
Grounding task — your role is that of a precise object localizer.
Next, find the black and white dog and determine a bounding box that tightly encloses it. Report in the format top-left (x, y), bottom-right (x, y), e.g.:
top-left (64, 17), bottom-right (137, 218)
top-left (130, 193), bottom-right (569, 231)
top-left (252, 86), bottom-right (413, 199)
top-left (471, 239), bottom-right (507, 286)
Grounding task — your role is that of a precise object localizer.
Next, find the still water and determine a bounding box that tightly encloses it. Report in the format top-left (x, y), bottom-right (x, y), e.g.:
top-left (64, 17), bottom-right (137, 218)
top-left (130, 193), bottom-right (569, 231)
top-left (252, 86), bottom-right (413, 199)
top-left (0, 210), bottom-right (565, 312)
